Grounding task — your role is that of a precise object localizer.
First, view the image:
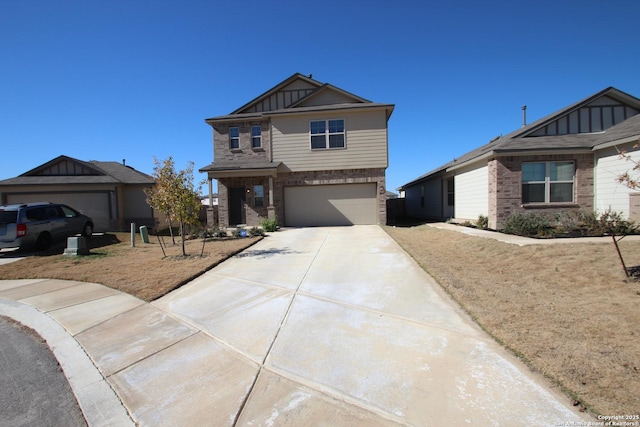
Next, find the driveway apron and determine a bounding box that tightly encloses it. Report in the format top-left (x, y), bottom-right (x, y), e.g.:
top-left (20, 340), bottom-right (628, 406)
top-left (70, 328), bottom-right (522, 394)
top-left (151, 225), bottom-right (588, 426)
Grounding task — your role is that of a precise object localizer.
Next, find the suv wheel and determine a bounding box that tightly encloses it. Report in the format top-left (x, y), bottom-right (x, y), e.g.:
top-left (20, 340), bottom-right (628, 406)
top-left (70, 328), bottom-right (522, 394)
top-left (82, 223), bottom-right (93, 237)
top-left (35, 232), bottom-right (52, 251)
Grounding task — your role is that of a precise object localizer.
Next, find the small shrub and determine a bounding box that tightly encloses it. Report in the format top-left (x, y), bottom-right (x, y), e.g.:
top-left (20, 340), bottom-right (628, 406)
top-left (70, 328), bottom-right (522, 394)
top-left (476, 215), bottom-right (489, 230)
top-left (248, 227), bottom-right (264, 237)
top-left (502, 212), bottom-right (553, 237)
top-left (231, 228), bottom-right (245, 238)
top-left (213, 228), bottom-right (228, 238)
top-left (261, 217), bottom-right (278, 232)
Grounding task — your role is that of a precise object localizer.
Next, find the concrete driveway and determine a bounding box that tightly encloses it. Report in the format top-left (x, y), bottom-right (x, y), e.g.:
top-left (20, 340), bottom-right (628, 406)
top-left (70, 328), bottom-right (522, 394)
top-left (0, 226), bottom-right (590, 426)
top-left (152, 226), bottom-right (586, 425)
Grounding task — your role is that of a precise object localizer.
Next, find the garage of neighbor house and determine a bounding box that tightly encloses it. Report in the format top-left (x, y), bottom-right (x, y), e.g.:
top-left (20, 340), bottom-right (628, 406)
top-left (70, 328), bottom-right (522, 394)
top-left (284, 183), bottom-right (378, 227)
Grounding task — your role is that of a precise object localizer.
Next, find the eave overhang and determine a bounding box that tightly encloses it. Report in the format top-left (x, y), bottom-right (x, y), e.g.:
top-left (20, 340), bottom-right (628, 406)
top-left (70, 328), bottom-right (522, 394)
top-left (199, 162), bottom-right (282, 178)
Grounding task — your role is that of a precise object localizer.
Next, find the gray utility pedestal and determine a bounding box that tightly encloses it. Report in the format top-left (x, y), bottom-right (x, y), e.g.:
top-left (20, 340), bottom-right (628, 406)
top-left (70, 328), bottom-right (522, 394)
top-left (139, 226), bottom-right (149, 244)
top-left (63, 236), bottom-right (90, 256)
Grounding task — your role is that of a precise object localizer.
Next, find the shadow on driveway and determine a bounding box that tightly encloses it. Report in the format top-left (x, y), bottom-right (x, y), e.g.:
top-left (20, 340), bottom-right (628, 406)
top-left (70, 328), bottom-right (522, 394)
top-left (235, 247), bottom-right (303, 259)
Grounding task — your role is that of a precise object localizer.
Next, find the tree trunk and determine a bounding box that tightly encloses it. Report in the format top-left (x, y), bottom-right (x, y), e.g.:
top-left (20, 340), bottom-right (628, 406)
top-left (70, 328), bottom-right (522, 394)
top-left (180, 221), bottom-right (187, 256)
top-left (168, 217), bottom-right (176, 245)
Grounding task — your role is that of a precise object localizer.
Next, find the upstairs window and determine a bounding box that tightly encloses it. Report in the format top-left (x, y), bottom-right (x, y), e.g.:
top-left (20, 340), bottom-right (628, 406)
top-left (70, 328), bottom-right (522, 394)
top-left (310, 119), bottom-right (345, 149)
top-left (229, 127), bottom-right (240, 149)
top-left (251, 125), bottom-right (262, 148)
top-left (522, 161), bottom-right (574, 203)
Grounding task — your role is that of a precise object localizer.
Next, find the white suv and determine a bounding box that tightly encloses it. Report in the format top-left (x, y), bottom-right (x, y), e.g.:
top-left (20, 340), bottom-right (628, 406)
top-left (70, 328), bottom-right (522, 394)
top-left (0, 202), bottom-right (93, 251)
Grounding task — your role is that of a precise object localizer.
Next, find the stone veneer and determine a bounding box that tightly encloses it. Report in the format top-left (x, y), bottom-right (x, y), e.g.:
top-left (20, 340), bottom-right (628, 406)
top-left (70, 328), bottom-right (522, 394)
top-left (488, 154), bottom-right (594, 230)
top-left (217, 168), bottom-right (387, 228)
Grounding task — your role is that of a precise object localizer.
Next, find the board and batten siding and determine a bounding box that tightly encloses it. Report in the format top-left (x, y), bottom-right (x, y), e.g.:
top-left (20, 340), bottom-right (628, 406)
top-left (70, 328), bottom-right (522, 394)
top-left (271, 109), bottom-right (388, 172)
top-left (454, 163), bottom-right (488, 220)
top-left (595, 143), bottom-right (640, 218)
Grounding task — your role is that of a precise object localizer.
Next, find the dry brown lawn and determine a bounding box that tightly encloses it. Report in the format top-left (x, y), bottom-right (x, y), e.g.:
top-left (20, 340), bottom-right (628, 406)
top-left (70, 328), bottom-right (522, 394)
top-left (384, 223), bottom-right (640, 417)
top-left (0, 233), bottom-right (261, 302)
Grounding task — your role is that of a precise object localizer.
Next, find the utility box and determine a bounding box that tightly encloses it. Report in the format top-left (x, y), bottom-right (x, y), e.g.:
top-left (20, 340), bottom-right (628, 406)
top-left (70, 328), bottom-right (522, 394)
top-left (63, 236), bottom-right (90, 256)
top-left (139, 226), bottom-right (150, 243)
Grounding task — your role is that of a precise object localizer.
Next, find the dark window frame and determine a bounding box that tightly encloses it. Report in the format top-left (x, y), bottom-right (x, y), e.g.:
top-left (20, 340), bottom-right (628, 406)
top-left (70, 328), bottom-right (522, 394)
top-left (309, 119), bottom-right (345, 150)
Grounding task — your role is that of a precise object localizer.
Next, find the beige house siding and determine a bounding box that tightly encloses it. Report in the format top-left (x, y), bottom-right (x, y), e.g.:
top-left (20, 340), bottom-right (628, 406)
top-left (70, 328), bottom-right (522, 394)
top-left (271, 109), bottom-right (388, 172)
top-left (453, 163), bottom-right (488, 221)
top-left (121, 184), bottom-right (156, 228)
top-left (594, 143), bottom-right (640, 217)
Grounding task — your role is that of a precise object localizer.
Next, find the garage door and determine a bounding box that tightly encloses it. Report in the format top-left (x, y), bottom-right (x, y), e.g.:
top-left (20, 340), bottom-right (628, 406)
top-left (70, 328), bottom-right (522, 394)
top-left (284, 184), bottom-right (377, 227)
top-left (7, 193), bottom-right (111, 232)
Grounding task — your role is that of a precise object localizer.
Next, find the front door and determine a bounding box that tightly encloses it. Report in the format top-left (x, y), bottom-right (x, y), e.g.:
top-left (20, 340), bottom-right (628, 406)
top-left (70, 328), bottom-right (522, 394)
top-left (229, 187), bottom-right (246, 225)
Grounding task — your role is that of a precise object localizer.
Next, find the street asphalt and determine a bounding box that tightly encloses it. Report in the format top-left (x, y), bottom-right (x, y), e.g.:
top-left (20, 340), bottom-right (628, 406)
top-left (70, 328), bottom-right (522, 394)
top-left (0, 316), bottom-right (86, 427)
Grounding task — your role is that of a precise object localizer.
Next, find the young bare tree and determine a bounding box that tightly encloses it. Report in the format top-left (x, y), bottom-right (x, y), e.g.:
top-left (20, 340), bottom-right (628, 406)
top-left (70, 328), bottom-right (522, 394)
top-left (146, 156), bottom-right (202, 256)
top-left (617, 144), bottom-right (640, 189)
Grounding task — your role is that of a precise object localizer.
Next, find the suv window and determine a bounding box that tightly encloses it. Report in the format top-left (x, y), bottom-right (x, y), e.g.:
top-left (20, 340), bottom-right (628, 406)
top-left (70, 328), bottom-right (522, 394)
top-left (0, 211), bottom-right (18, 224)
top-left (26, 207), bottom-right (49, 221)
top-left (60, 205), bottom-right (78, 218)
top-left (45, 206), bottom-right (64, 219)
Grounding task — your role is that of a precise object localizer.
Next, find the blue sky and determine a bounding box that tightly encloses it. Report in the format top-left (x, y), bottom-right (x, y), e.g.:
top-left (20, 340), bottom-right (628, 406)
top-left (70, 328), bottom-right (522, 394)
top-left (2, 0), bottom-right (640, 193)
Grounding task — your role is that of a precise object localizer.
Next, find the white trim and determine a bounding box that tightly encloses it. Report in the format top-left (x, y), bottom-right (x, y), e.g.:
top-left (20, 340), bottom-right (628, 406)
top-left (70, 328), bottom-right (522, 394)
top-left (522, 161), bottom-right (575, 204)
top-left (251, 125), bottom-right (262, 148)
top-left (309, 118), bottom-right (346, 150)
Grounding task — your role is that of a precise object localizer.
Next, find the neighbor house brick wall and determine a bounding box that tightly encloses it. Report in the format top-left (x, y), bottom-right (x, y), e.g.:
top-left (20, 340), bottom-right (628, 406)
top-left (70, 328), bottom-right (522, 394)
top-left (489, 154), bottom-right (594, 230)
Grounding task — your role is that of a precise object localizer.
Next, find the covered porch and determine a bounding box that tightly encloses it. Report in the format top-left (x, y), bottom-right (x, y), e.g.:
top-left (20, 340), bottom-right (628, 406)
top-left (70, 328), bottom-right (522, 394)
top-left (199, 161), bottom-right (281, 228)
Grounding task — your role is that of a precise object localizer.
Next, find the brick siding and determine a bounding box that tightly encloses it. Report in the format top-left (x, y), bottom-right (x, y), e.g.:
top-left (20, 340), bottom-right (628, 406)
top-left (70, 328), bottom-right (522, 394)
top-left (217, 168), bottom-right (386, 228)
top-left (489, 154), bottom-right (594, 229)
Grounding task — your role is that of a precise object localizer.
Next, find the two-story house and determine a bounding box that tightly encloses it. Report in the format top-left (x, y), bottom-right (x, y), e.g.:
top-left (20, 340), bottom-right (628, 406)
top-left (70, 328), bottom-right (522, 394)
top-left (199, 73), bottom-right (394, 228)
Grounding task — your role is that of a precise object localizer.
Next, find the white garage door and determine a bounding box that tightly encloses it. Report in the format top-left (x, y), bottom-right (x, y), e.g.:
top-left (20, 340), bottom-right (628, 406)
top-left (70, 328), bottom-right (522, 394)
top-left (284, 184), bottom-right (377, 227)
top-left (7, 193), bottom-right (111, 232)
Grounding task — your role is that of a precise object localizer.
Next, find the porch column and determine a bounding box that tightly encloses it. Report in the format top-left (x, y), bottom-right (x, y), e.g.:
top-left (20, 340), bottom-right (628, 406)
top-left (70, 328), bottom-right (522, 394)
top-left (206, 177), bottom-right (216, 227)
top-left (208, 178), bottom-right (213, 207)
top-left (267, 175), bottom-right (276, 220)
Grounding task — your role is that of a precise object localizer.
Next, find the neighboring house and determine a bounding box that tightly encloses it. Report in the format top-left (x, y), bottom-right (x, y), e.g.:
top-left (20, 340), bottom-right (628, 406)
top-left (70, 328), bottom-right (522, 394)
top-left (399, 87), bottom-right (640, 230)
top-left (200, 194), bottom-right (219, 206)
top-left (0, 155), bottom-right (158, 231)
top-left (199, 73), bottom-right (394, 228)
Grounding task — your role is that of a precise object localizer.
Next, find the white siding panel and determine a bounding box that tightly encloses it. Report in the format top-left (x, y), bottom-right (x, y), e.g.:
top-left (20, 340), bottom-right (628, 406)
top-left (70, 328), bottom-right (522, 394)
top-left (454, 164), bottom-right (488, 220)
top-left (272, 110), bottom-right (388, 171)
top-left (595, 143), bottom-right (640, 218)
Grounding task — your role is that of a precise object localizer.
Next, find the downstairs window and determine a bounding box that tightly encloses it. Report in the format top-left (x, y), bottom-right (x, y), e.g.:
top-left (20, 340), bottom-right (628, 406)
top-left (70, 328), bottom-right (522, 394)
top-left (522, 161), bottom-right (574, 203)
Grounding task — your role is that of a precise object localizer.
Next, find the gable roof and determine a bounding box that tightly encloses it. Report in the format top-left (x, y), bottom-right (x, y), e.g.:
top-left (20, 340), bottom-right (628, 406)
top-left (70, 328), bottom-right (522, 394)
top-left (0, 155), bottom-right (155, 186)
top-left (400, 87), bottom-right (640, 189)
top-left (205, 73), bottom-right (394, 123)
